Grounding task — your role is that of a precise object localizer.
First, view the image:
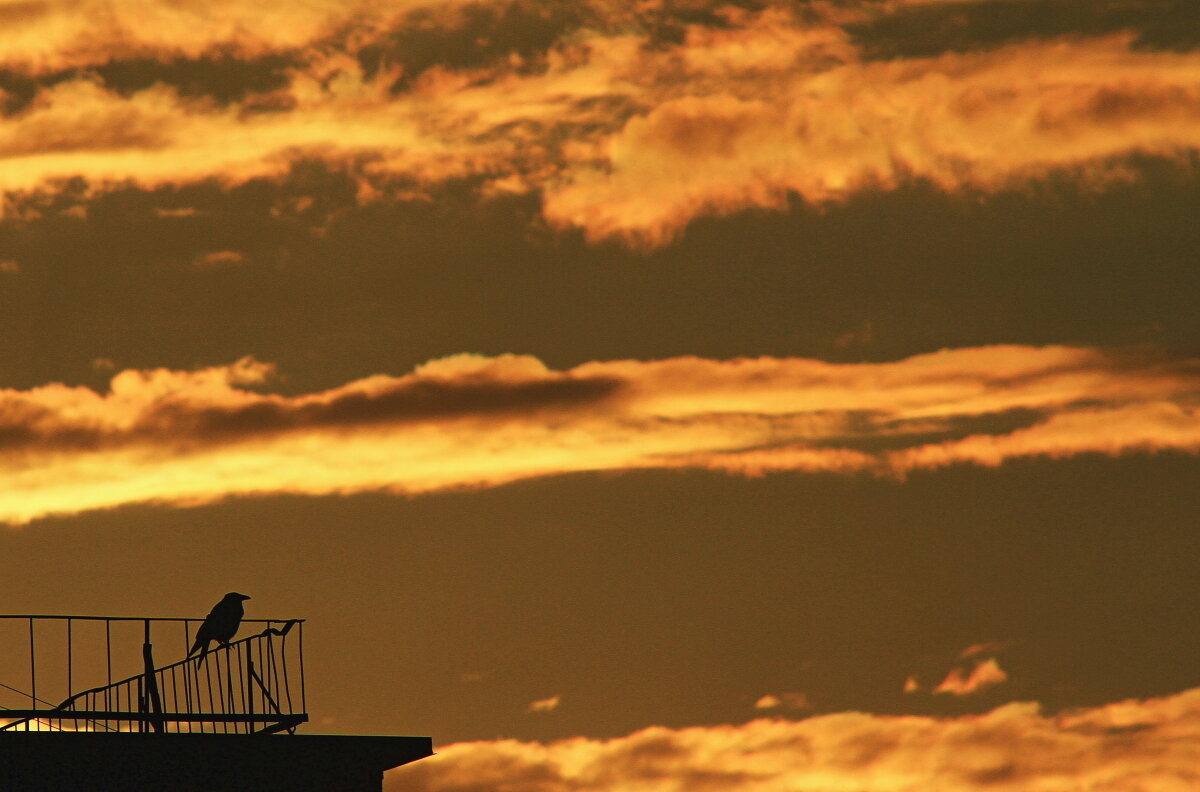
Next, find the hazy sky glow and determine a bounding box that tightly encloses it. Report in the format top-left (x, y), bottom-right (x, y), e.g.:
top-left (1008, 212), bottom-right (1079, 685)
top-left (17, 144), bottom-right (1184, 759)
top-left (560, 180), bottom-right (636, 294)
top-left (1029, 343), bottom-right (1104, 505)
top-left (1, 0), bottom-right (1199, 789)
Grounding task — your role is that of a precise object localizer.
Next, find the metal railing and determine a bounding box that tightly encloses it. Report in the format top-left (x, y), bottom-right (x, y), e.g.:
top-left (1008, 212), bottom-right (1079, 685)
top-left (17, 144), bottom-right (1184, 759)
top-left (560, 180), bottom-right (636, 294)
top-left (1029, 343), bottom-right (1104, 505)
top-left (0, 615), bottom-right (306, 734)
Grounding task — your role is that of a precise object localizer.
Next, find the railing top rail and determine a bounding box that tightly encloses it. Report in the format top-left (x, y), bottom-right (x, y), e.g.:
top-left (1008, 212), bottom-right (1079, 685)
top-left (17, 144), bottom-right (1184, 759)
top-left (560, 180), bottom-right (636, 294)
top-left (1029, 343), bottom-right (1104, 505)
top-left (0, 615), bottom-right (304, 623)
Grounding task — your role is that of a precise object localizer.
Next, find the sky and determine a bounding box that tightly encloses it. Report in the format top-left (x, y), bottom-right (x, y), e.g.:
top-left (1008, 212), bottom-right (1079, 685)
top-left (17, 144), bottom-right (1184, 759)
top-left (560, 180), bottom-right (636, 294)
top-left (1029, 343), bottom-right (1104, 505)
top-left (1, 0), bottom-right (1200, 788)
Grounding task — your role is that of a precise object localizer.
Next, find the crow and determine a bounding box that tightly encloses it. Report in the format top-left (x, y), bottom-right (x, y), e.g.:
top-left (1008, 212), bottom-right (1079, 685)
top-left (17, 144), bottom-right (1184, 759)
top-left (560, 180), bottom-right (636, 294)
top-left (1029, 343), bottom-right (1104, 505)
top-left (188, 592), bottom-right (251, 660)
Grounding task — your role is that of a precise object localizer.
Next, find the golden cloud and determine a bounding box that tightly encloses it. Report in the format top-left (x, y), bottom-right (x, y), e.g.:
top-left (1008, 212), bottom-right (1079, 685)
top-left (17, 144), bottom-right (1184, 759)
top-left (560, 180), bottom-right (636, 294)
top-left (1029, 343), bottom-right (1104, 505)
top-left (754, 692), bottom-right (810, 711)
top-left (934, 658), bottom-right (1009, 697)
top-left (0, 344), bottom-right (1197, 523)
top-left (389, 687), bottom-right (1200, 791)
top-left (541, 33), bottom-right (1200, 244)
top-left (1, 3), bottom-right (1198, 244)
top-left (961, 642), bottom-right (1006, 659)
top-left (0, 0), bottom-right (446, 72)
top-left (528, 695), bottom-right (561, 713)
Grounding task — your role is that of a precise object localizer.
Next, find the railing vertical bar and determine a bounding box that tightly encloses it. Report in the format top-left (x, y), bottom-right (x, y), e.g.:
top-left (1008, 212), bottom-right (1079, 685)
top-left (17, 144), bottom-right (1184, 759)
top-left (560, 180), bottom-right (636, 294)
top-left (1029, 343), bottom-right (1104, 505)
top-left (228, 648), bottom-right (237, 733)
top-left (156, 668), bottom-right (165, 731)
top-left (265, 631), bottom-right (275, 713)
top-left (244, 646), bottom-right (251, 731)
top-left (212, 651), bottom-right (222, 730)
top-left (227, 648), bottom-right (238, 733)
top-left (67, 618), bottom-right (73, 703)
top-left (211, 657), bottom-right (219, 734)
top-left (197, 662), bottom-right (206, 730)
top-left (244, 642), bottom-right (254, 733)
top-left (233, 647), bottom-right (242, 733)
top-left (255, 635), bottom-right (263, 718)
top-left (182, 621), bottom-right (192, 724)
top-left (105, 614), bottom-right (112, 691)
top-left (265, 635), bottom-right (273, 715)
top-left (214, 651), bottom-right (226, 732)
top-left (183, 657), bottom-right (192, 725)
top-left (177, 666), bottom-right (185, 733)
top-left (222, 650), bottom-right (232, 734)
top-left (259, 636), bottom-right (267, 716)
top-left (299, 621), bottom-right (306, 714)
top-left (204, 656), bottom-right (216, 733)
top-left (170, 666), bottom-right (179, 732)
top-left (280, 628), bottom-right (293, 716)
top-left (28, 617), bottom-right (35, 712)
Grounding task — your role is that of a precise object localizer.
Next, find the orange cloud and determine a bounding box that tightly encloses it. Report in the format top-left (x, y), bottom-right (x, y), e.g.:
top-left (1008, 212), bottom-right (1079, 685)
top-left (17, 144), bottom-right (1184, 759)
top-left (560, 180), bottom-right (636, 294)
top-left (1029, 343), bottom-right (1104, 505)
top-left (754, 692), bottom-right (810, 711)
top-left (528, 695), bottom-right (561, 713)
top-left (1, 5), bottom-right (1199, 245)
top-left (934, 658), bottom-right (1009, 697)
top-left (191, 249), bottom-right (246, 269)
top-left (0, 344), bottom-right (1197, 523)
top-left (0, 0), bottom-right (447, 73)
top-left (389, 687), bottom-right (1200, 791)
top-left (961, 642), bottom-right (1006, 659)
top-left (541, 32), bottom-right (1200, 244)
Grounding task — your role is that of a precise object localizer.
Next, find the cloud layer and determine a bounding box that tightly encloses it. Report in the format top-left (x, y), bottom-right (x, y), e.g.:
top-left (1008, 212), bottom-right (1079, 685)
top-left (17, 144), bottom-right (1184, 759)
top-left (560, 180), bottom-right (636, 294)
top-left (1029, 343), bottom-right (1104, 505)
top-left (390, 687), bottom-right (1200, 791)
top-left (1, 344), bottom-right (1197, 523)
top-left (2, 1), bottom-right (1199, 244)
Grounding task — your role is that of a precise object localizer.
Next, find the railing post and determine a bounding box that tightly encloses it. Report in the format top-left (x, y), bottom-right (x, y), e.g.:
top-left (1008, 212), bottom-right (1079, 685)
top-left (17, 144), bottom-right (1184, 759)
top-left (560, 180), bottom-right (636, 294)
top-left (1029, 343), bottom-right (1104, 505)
top-left (142, 619), bottom-right (165, 733)
top-left (67, 618), bottom-right (73, 704)
top-left (299, 621), bottom-right (306, 715)
top-left (28, 618), bottom-right (36, 714)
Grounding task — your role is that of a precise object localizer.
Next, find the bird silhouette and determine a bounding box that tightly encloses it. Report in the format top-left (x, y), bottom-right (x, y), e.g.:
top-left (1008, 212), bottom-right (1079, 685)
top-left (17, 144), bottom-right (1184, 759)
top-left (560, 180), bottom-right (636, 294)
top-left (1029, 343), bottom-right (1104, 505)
top-left (188, 592), bottom-right (251, 660)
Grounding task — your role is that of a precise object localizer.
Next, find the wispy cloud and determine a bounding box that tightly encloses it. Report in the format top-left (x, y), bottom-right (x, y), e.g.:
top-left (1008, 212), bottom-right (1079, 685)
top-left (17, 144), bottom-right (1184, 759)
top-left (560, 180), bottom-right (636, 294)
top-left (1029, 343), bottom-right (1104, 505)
top-left (961, 642), bottom-right (1006, 660)
top-left (1, 2), bottom-right (1198, 245)
top-left (934, 658), bottom-right (1009, 696)
top-left (0, 344), bottom-right (1197, 523)
top-left (388, 687), bottom-right (1200, 791)
top-left (754, 692), bottom-right (810, 711)
top-left (191, 249), bottom-right (246, 269)
top-left (528, 695), bottom-right (561, 713)
top-left (0, 0), bottom-right (437, 72)
top-left (909, 642), bottom-right (1010, 697)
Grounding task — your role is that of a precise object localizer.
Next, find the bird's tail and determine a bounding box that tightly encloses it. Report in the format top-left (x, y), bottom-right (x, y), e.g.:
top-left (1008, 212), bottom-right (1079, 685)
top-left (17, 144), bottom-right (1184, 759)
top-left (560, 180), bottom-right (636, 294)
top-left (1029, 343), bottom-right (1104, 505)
top-left (188, 639), bottom-right (209, 662)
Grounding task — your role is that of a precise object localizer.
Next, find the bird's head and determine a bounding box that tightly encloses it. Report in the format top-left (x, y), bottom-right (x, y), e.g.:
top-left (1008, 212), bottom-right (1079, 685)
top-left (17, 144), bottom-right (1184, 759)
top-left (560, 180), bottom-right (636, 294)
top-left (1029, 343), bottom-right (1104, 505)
top-left (225, 592), bottom-right (251, 601)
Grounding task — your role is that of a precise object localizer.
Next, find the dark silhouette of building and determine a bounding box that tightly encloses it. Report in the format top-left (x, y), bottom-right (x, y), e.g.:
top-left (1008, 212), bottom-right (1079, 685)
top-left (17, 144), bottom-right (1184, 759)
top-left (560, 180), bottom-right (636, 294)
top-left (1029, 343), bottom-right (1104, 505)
top-left (0, 609), bottom-right (431, 791)
top-left (1, 731), bottom-right (432, 791)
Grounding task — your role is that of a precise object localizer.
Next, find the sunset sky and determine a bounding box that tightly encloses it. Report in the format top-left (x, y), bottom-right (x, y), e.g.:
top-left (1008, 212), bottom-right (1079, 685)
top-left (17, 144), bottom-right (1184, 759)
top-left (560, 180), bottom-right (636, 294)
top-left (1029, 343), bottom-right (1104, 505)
top-left (2, 0), bottom-right (1200, 788)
